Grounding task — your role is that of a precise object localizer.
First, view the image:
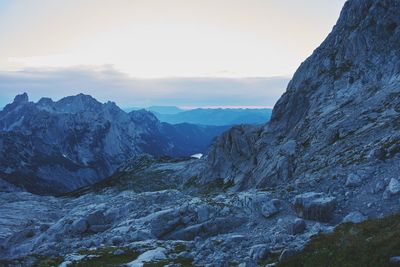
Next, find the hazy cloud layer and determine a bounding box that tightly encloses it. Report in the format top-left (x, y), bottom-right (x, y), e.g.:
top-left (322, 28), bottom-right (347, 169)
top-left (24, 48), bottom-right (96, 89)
top-left (0, 67), bottom-right (290, 108)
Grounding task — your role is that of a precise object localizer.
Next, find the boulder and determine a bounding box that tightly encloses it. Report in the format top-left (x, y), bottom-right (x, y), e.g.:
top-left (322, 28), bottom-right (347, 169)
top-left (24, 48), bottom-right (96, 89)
top-left (375, 181), bottom-right (386, 193)
top-left (387, 178), bottom-right (400, 195)
top-left (293, 192), bottom-right (336, 222)
top-left (130, 230), bottom-right (153, 241)
top-left (89, 224), bottom-right (109, 233)
top-left (148, 209), bottom-right (184, 238)
top-left (342, 211), bottom-right (367, 224)
top-left (195, 205), bottom-right (211, 223)
top-left (127, 247), bottom-right (167, 266)
top-left (249, 244), bottom-right (269, 260)
top-left (261, 201), bottom-right (279, 218)
top-left (165, 216), bottom-right (247, 241)
top-left (286, 218), bottom-right (306, 235)
top-left (39, 224), bottom-right (50, 232)
top-left (367, 147), bottom-right (385, 161)
top-left (70, 219), bottom-right (88, 235)
top-left (383, 178), bottom-right (400, 199)
top-left (345, 174), bottom-right (362, 187)
top-left (111, 236), bottom-right (123, 245)
top-left (86, 210), bottom-right (108, 226)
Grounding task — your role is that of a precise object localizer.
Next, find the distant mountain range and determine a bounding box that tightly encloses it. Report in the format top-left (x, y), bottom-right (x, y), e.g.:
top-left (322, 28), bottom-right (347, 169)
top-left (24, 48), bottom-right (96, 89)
top-left (125, 106), bottom-right (272, 126)
top-left (0, 93), bottom-right (228, 194)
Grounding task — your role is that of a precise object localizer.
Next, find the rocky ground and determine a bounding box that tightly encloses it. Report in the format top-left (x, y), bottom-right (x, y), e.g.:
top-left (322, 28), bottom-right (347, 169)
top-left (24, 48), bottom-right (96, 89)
top-left (2, 155), bottom-right (400, 266)
top-left (0, 157), bottom-right (336, 266)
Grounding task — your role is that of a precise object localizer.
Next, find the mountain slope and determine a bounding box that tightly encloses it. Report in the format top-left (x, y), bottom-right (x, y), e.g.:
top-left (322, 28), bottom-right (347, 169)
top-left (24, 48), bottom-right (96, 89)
top-left (197, 0), bottom-right (400, 187)
top-left (0, 94), bottom-right (227, 194)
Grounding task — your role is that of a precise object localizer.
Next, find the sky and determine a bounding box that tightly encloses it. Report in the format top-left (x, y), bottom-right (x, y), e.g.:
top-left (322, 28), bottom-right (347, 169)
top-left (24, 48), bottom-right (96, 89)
top-left (0, 0), bottom-right (346, 108)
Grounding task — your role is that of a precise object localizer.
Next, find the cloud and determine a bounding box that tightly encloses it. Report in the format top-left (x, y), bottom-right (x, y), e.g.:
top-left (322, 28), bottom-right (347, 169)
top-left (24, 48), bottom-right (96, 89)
top-left (0, 66), bottom-right (290, 108)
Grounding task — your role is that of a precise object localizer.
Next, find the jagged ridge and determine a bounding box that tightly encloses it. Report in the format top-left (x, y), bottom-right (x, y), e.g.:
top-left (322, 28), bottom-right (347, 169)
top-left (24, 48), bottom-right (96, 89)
top-left (0, 93), bottom-right (228, 194)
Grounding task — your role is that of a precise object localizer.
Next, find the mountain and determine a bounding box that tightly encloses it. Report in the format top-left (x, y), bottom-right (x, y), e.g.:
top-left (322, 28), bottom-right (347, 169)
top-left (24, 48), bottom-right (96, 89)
top-left (196, 0), bottom-right (400, 193)
top-left (0, 93), bottom-right (228, 195)
top-left (123, 106), bottom-right (184, 114)
top-left (152, 108), bottom-right (272, 126)
top-left (147, 106), bottom-right (184, 115)
top-left (2, 1), bottom-right (400, 266)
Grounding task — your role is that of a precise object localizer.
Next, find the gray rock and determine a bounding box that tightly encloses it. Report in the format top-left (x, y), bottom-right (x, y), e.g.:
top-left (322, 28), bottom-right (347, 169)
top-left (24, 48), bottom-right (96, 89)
top-left (39, 224), bottom-right (50, 232)
top-left (387, 178), bottom-right (400, 195)
top-left (87, 210), bottom-right (107, 226)
top-left (196, 205), bottom-right (211, 223)
top-left (89, 224), bottom-right (109, 233)
top-left (70, 219), bottom-right (88, 235)
top-left (131, 230), bottom-right (153, 241)
top-left (367, 147), bottom-right (385, 161)
top-left (148, 209), bottom-right (184, 238)
top-left (111, 236), bottom-right (123, 245)
top-left (166, 216), bottom-right (247, 241)
top-left (293, 192), bottom-right (336, 222)
top-left (261, 201), bottom-right (279, 218)
top-left (287, 218), bottom-right (306, 235)
top-left (342, 212), bottom-right (367, 224)
top-left (249, 244), bottom-right (269, 260)
top-left (345, 174), bottom-right (362, 187)
top-left (375, 181), bottom-right (385, 193)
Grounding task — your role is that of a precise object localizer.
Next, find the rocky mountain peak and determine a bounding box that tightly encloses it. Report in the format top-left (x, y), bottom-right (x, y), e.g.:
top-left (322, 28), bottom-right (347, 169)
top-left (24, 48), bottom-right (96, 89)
top-left (13, 92), bottom-right (29, 104)
top-left (195, 0), bottom-right (400, 194)
top-left (270, 0), bottom-right (400, 133)
top-left (1, 92), bottom-right (31, 113)
top-left (54, 93), bottom-right (102, 113)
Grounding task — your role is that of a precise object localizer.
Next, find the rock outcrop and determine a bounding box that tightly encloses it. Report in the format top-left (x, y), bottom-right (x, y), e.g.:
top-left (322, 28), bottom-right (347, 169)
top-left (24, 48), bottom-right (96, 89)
top-left (191, 0), bottom-right (400, 220)
top-left (293, 192), bottom-right (336, 222)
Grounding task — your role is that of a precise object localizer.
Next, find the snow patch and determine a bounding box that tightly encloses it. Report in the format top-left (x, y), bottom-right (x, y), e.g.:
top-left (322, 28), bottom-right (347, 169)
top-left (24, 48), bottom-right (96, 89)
top-left (191, 153), bottom-right (203, 159)
top-left (126, 247), bottom-right (167, 267)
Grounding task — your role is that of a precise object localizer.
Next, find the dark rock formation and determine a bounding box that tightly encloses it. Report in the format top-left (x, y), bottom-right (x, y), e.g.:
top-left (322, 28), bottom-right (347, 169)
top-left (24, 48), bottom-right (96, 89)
top-left (0, 94), bottom-right (227, 194)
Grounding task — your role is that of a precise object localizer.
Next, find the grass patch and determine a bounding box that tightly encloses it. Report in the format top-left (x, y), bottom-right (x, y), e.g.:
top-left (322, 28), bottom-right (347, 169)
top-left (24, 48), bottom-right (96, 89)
top-left (277, 214), bottom-right (400, 267)
top-left (171, 243), bottom-right (188, 254)
top-left (183, 176), bottom-right (198, 188)
top-left (71, 247), bottom-right (139, 267)
top-left (33, 256), bottom-right (64, 267)
top-left (142, 257), bottom-right (194, 267)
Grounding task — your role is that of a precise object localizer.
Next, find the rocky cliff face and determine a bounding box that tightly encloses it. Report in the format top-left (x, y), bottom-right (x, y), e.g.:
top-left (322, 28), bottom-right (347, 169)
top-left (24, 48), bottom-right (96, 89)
top-left (199, 0), bottom-right (400, 193)
top-left (0, 93), bottom-right (227, 194)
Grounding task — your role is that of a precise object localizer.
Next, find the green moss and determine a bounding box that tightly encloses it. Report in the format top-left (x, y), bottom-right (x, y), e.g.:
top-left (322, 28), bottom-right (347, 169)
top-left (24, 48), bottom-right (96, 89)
top-left (260, 187), bottom-right (277, 193)
top-left (183, 176), bottom-right (198, 188)
top-left (142, 257), bottom-right (194, 267)
top-left (71, 247), bottom-right (139, 267)
top-left (171, 243), bottom-right (188, 254)
top-left (33, 256), bottom-right (64, 267)
top-left (277, 214), bottom-right (400, 267)
top-left (286, 185), bottom-right (295, 193)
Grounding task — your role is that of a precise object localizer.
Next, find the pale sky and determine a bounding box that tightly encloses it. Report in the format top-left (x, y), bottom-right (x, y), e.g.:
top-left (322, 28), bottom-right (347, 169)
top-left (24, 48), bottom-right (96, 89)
top-left (0, 0), bottom-right (346, 108)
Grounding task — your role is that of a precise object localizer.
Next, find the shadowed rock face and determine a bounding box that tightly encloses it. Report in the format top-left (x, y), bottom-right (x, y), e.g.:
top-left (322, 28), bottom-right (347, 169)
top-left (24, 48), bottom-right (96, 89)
top-left (0, 94), bottom-right (228, 195)
top-left (197, 0), bottom-right (400, 192)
